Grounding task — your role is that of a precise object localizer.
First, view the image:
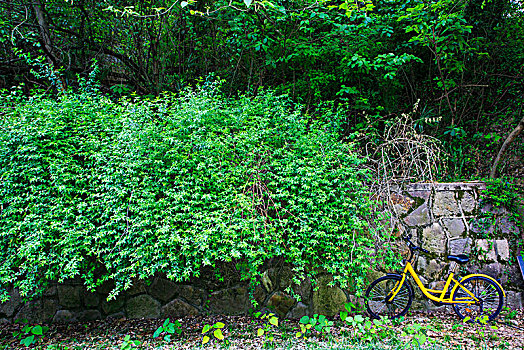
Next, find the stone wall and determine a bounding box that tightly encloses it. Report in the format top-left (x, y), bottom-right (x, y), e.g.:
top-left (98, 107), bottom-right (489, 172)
top-left (1, 182), bottom-right (522, 324)
top-left (391, 182), bottom-right (523, 311)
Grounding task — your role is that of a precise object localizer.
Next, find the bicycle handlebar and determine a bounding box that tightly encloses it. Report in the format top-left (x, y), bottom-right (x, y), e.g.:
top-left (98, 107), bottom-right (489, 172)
top-left (402, 234), bottom-right (429, 255)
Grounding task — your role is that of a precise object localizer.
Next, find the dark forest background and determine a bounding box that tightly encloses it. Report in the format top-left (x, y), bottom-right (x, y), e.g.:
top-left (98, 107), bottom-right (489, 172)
top-left (1, 0), bottom-right (523, 179)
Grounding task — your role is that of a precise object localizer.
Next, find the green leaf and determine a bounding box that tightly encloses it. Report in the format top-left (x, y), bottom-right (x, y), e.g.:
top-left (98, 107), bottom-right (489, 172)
top-left (244, 0), bottom-right (252, 7)
top-left (299, 316), bottom-right (310, 324)
top-left (213, 329), bottom-right (224, 340)
top-left (415, 334), bottom-right (427, 345)
top-left (202, 325), bottom-right (211, 334)
top-left (340, 311), bottom-right (348, 321)
top-left (214, 322), bottom-right (225, 329)
top-left (163, 318), bottom-right (170, 328)
top-left (153, 327), bottom-right (163, 338)
top-left (269, 317), bottom-right (278, 327)
top-left (202, 335), bottom-right (210, 344)
top-left (31, 325), bottom-right (43, 335)
top-left (21, 335), bottom-right (35, 347)
top-left (181, 1), bottom-right (189, 7)
top-left (257, 328), bottom-right (264, 336)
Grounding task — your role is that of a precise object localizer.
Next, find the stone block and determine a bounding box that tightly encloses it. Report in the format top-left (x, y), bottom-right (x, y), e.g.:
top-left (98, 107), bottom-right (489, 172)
top-left (161, 299), bottom-right (199, 319)
top-left (77, 310), bottom-right (102, 321)
top-left (476, 239), bottom-right (497, 262)
top-left (460, 192), bottom-right (476, 214)
top-left (261, 270), bottom-right (274, 293)
top-left (53, 310), bottom-right (77, 323)
top-left (83, 291), bottom-right (99, 308)
top-left (96, 280), bottom-right (116, 294)
top-left (14, 300), bottom-right (42, 324)
top-left (267, 292), bottom-right (295, 317)
top-left (208, 286), bottom-right (249, 315)
top-left (57, 285), bottom-right (82, 308)
top-left (293, 277), bottom-right (312, 302)
top-left (441, 218), bottom-right (466, 238)
top-left (499, 264), bottom-right (524, 287)
top-left (429, 280), bottom-right (446, 292)
top-left (449, 238), bottom-right (472, 255)
top-left (495, 239), bottom-right (510, 262)
top-left (312, 275), bottom-right (347, 317)
top-left (406, 188), bottom-right (431, 200)
top-left (101, 297), bottom-right (125, 315)
top-left (254, 285), bottom-right (267, 306)
top-left (175, 285), bottom-right (206, 306)
top-left (426, 260), bottom-right (446, 280)
top-left (0, 288), bottom-right (20, 318)
top-left (149, 278), bottom-right (177, 302)
top-left (499, 217), bottom-right (519, 236)
top-left (278, 267), bottom-right (294, 290)
top-left (42, 299), bottom-right (57, 323)
top-left (43, 285), bottom-right (57, 297)
top-left (422, 223), bottom-right (447, 254)
top-left (365, 269), bottom-right (383, 285)
top-left (470, 262), bottom-right (502, 280)
top-left (417, 257), bottom-right (427, 272)
top-left (107, 312), bottom-right (126, 319)
top-left (433, 192), bottom-right (460, 217)
top-left (403, 203), bottom-right (430, 227)
top-left (287, 302), bottom-right (308, 319)
top-left (506, 291), bottom-right (523, 309)
top-left (125, 281), bottom-right (146, 296)
top-left (127, 295), bottom-right (161, 319)
top-left (390, 192), bottom-right (415, 216)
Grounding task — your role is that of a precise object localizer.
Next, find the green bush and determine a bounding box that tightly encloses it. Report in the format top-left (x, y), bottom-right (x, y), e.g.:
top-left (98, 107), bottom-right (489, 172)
top-left (0, 84), bottom-right (394, 301)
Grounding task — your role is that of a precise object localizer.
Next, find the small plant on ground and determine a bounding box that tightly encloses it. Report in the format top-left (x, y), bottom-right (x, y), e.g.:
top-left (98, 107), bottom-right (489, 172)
top-left (462, 315), bottom-right (498, 346)
top-left (341, 309), bottom-right (400, 344)
top-left (502, 306), bottom-right (518, 320)
top-left (12, 320), bottom-right (49, 347)
top-left (201, 321), bottom-right (227, 345)
top-left (153, 318), bottom-right (182, 342)
top-left (296, 314), bottom-right (333, 339)
top-left (401, 323), bottom-right (428, 347)
top-left (45, 345), bottom-right (69, 350)
top-left (120, 335), bottom-right (140, 349)
top-left (254, 312), bottom-right (279, 342)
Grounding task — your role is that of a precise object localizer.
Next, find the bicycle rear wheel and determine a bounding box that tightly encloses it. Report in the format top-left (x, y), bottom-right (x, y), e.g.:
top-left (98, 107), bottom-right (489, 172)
top-left (365, 275), bottom-right (413, 319)
top-left (452, 275), bottom-right (504, 322)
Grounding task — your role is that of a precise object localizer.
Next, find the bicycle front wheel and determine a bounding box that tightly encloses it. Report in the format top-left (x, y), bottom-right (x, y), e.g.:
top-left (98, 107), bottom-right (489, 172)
top-left (452, 275), bottom-right (504, 322)
top-left (365, 275), bottom-right (413, 319)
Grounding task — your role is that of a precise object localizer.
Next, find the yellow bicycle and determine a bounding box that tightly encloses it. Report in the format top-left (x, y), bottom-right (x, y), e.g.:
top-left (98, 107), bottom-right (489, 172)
top-left (365, 234), bottom-right (505, 322)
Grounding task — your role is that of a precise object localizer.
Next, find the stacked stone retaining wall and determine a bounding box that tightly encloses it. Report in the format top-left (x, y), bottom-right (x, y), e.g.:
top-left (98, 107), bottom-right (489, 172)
top-left (1, 182), bottom-right (522, 324)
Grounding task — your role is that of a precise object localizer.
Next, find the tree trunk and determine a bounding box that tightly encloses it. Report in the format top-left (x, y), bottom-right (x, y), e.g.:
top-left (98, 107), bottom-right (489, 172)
top-left (33, 0), bottom-right (55, 64)
top-left (490, 114), bottom-right (524, 178)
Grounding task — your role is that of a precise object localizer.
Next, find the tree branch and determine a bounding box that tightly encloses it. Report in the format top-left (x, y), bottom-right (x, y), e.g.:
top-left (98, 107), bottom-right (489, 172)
top-left (490, 112), bottom-right (524, 178)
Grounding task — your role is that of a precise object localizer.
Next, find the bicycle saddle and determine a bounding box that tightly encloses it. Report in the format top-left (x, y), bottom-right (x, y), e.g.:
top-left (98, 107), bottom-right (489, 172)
top-left (447, 254), bottom-right (469, 264)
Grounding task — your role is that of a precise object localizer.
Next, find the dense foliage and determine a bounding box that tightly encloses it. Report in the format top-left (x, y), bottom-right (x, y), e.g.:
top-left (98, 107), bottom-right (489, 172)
top-left (1, 0), bottom-right (523, 179)
top-left (0, 83), bottom-right (396, 301)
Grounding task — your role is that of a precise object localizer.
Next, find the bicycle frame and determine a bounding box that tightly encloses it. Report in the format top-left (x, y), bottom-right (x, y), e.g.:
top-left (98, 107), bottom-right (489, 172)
top-left (388, 261), bottom-right (479, 304)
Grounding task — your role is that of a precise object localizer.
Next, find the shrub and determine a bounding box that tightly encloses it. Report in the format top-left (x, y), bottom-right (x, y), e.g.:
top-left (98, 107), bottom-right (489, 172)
top-left (0, 84), bottom-right (394, 301)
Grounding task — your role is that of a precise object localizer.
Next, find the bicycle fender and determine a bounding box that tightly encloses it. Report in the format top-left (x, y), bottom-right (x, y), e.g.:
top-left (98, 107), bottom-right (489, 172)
top-left (457, 274), bottom-right (506, 297)
top-left (386, 273), bottom-right (403, 278)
